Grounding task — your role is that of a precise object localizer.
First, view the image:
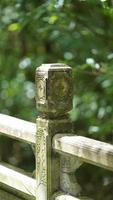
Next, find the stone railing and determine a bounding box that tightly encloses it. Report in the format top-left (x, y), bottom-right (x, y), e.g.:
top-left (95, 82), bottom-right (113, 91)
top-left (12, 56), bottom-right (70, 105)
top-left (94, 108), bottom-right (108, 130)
top-left (0, 63), bottom-right (113, 200)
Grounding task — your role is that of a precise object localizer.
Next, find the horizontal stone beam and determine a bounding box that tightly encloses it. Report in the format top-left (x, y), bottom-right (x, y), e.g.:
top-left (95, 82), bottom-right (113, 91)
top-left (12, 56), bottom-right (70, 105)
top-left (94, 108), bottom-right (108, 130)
top-left (0, 189), bottom-right (23, 200)
top-left (0, 114), bottom-right (36, 144)
top-left (0, 164), bottom-right (36, 198)
top-left (53, 134), bottom-right (113, 171)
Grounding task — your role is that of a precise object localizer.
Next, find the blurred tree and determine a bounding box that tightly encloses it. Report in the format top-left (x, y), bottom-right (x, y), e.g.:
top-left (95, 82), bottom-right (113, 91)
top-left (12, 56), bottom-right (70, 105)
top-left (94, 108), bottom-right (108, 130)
top-left (0, 0), bottom-right (113, 199)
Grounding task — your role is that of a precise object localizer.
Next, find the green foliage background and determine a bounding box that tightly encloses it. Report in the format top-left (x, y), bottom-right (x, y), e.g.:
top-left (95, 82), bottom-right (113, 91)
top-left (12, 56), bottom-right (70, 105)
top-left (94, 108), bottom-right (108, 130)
top-left (0, 0), bottom-right (113, 199)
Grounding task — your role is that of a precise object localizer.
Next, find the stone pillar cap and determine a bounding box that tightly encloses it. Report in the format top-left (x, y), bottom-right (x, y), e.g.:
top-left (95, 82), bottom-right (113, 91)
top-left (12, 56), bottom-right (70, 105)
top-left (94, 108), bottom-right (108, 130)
top-left (37, 63), bottom-right (71, 72)
top-left (36, 63), bottom-right (73, 117)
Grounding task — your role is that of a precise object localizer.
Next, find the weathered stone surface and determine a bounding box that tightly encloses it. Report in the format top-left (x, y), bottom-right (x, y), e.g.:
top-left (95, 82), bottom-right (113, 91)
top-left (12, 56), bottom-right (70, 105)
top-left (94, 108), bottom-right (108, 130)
top-left (36, 63), bottom-right (74, 200)
top-left (0, 189), bottom-right (23, 200)
top-left (36, 63), bottom-right (83, 200)
top-left (0, 114), bottom-right (36, 144)
top-left (53, 134), bottom-right (113, 171)
top-left (53, 192), bottom-right (93, 200)
top-left (60, 155), bottom-right (82, 196)
top-left (36, 63), bottom-right (73, 117)
top-left (0, 164), bottom-right (36, 199)
top-left (36, 117), bottom-right (72, 200)
top-left (60, 154), bottom-right (83, 173)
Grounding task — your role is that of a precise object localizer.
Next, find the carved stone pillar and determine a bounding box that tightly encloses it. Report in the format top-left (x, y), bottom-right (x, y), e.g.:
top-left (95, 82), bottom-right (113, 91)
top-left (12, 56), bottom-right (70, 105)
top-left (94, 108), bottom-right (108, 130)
top-left (36, 63), bottom-right (73, 200)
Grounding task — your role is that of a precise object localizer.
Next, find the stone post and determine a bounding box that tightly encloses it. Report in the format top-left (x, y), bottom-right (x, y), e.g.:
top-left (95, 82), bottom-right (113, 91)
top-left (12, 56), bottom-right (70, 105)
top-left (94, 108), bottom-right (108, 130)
top-left (35, 63), bottom-right (74, 200)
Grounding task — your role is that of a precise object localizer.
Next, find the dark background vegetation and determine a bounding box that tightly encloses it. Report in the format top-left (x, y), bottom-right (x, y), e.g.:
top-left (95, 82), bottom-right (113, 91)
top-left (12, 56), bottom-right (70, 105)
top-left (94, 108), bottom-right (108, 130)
top-left (0, 0), bottom-right (113, 199)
